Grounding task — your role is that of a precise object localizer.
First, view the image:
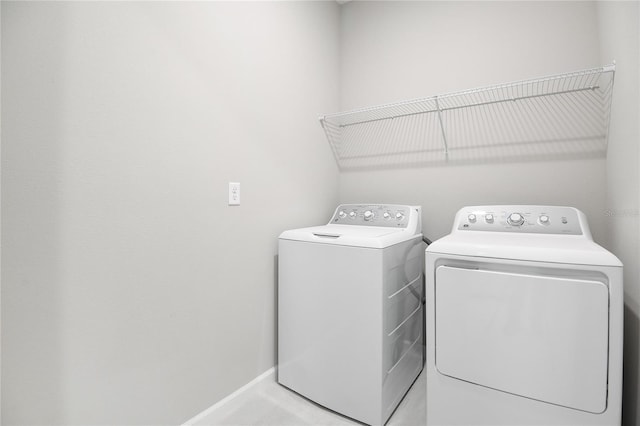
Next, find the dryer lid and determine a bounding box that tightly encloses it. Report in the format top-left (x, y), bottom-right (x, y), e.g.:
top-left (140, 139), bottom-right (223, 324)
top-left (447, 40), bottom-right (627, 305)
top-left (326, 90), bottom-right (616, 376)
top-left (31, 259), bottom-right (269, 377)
top-left (427, 232), bottom-right (622, 266)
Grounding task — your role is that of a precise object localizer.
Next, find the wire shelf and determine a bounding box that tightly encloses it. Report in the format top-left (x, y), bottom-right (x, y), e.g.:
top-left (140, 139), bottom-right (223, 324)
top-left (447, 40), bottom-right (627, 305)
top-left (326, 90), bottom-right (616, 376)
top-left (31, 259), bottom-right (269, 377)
top-left (320, 64), bottom-right (616, 170)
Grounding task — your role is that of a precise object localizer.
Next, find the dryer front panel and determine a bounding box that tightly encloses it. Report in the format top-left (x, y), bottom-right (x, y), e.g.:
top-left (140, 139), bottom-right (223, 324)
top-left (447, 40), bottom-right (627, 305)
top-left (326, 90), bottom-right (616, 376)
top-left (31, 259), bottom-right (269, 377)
top-left (435, 265), bottom-right (609, 414)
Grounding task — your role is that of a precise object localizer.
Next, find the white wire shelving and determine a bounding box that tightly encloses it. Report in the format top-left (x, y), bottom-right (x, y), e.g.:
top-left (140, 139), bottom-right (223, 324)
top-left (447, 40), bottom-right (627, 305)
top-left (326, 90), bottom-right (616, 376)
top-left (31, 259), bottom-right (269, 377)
top-left (320, 64), bottom-right (616, 170)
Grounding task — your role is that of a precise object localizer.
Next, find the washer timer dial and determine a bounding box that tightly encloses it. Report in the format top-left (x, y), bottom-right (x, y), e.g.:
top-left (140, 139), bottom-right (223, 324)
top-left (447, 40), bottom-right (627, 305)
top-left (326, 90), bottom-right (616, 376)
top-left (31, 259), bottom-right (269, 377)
top-left (507, 212), bottom-right (525, 226)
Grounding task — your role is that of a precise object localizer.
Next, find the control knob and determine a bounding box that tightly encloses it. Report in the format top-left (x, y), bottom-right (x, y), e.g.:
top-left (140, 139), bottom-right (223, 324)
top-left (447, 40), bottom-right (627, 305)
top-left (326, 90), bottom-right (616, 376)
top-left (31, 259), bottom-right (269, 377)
top-left (539, 214), bottom-right (550, 224)
top-left (383, 211), bottom-right (392, 220)
top-left (507, 212), bottom-right (525, 226)
top-left (485, 214), bottom-right (494, 223)
top-left (395, 212), bottom-right (405, 221)
top-left (338, 210), bottom-right (347, 219)
top-left (349, 211), bottom-right (357, 219)
top-left (468, 214), bottom-right (477, 223)
top-left (364, 210), bottom-right (374, 221)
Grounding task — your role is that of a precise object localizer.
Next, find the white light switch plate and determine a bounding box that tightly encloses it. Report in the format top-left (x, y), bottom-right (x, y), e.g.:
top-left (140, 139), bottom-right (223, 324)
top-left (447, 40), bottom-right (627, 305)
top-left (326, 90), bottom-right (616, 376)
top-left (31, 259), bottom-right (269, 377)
top-left (229, 182), bottom-right (240, 206)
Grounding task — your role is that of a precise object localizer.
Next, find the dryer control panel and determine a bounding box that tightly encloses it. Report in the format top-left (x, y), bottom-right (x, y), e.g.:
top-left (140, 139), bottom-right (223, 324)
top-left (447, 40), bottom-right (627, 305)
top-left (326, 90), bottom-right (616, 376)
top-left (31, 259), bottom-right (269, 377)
top-left (455, 205), bottom-right (584, 235)
top-left (330, 204), bottom-right (413, 228)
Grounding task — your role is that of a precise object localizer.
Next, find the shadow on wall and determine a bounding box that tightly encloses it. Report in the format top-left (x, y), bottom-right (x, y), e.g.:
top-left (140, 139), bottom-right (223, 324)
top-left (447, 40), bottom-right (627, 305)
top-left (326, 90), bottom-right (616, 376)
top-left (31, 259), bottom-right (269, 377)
top-left (329, 137), bottom-right (608, 172)
top-left (623, 305), bottom-right (639, 426)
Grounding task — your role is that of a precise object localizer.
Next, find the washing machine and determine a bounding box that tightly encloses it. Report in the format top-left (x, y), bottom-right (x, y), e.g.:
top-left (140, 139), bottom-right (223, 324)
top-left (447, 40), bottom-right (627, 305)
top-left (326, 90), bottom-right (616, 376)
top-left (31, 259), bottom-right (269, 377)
top-left (425, 205), bottom-right (623, 426)
top-left (278, 204), bottom-right (425, 426)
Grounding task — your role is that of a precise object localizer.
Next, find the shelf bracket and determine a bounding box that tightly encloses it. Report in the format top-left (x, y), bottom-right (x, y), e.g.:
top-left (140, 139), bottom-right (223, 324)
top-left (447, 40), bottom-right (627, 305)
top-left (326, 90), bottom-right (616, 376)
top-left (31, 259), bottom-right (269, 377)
top-left (434, 95), bottom-right (449, 158)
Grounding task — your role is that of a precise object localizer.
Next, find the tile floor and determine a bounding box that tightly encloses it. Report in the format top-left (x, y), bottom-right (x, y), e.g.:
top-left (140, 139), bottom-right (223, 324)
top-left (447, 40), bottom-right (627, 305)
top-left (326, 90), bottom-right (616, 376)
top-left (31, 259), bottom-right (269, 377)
top-left (193, 369), bottom-right (426, 426)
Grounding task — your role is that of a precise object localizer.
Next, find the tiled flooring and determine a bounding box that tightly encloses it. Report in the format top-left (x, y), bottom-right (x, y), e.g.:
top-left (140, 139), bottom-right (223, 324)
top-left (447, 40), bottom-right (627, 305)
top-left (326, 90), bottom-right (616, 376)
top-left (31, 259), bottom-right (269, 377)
top-left (193, 369), bottom-right (426, 426)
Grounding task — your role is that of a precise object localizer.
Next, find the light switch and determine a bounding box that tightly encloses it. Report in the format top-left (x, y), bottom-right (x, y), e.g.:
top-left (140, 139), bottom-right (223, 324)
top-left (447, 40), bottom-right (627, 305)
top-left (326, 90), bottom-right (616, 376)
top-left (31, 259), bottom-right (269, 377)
top-left (229, 182), bottom-right (240, 206)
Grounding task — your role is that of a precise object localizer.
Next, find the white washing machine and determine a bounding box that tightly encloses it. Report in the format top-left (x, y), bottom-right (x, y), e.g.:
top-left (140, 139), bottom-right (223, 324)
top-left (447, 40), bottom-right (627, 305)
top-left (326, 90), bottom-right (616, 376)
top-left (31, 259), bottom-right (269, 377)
top-left (278, 204), bottom-right (425, 426)
top-left (425, 205), bottom-right (623, 426)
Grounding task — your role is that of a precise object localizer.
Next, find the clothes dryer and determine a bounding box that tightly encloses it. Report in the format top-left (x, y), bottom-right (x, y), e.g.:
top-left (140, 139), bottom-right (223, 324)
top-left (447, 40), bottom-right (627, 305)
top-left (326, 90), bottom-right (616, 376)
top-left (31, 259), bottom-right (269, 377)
top-left (278, 204), bottom-right (424, 426)
top-left (425, 205), bottom-right (623, 426)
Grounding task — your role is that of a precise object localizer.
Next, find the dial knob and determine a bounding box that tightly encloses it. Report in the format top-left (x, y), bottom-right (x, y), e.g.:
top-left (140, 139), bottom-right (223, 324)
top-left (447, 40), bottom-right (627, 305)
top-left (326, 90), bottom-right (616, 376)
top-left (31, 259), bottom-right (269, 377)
top-left (349, 211), bottom-right (357, 219)
top-left (383, 211), bottom-right (391, 220)
top-left (338, 210), bottom-right (347, 219)
top-left (364, 210), bottom-right (374, 221)
top-left (539, 214), bottom-right (550, 224)
top-left (395, 212), bottom-right (405, 221)
top-left (468, 214), bottom-right (477, 223)
top-left (485, 214), bottom-right (494, 223)
top-left (508, 212), bottom-right (525, 226)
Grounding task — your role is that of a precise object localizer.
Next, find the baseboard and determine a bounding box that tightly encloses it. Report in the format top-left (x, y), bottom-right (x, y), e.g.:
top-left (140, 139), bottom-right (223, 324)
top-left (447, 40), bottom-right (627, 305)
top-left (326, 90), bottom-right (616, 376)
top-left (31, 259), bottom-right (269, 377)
top-left (181, 367), bottom-right (276, 426)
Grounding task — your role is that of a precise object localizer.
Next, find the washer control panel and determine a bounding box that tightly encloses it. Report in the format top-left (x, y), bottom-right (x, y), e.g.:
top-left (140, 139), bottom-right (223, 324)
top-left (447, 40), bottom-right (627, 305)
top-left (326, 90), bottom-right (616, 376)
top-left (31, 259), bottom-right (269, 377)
top-left (456, 206), bottom-right (583, 235)
top-left (331, 204), bottom-right (411, 228)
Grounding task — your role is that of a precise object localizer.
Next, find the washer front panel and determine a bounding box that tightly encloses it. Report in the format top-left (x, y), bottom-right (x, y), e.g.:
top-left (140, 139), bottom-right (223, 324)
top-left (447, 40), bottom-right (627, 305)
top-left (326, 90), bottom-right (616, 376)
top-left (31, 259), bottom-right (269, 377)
top-left (435, 265), bottom-right (609, 414)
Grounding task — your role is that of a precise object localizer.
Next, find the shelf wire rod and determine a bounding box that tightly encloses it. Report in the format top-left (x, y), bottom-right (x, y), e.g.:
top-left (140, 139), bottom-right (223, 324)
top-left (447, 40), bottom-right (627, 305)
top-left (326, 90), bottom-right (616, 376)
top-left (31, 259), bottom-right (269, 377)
top-left (404, 107), bottom-right (417, 164)
top-left (438, 85), bottom-right (601, 114)
top-left (355, 116), bottom-right (374, 159)
top-left (407, 105), bottom-right (419, 161)
top-left (466, 96), bottom-right (481, 152)
top-left (434, 95), bottom-right (449, 156)
top-left (555, 93), bottom-right (598, 138)
top-left (335, 104), bottom-right (439, 129)
top-left (506, 92), bottom-right (524, 144)
top-left (556, 88), bottom-right (599, 138)
top-left (320, 120), bottom-right (342, 168)
top-left (534, 93), bottom-right (569, 142)
top-left (372, 114), bottom-right (391, 164)
top-left (423, 111), bottom-right (434, 163)
top-left (539, 93), bottom-right (578, 142)
top-left (602, 73), bottom-right (615, 146)
top-left (507, 87), bottom-right (530, 144)
top-left (568, 90), bottom-right (606, 135)
top-left (490, 94), bottom-right (510, 147)
top-left (480, 90), bottom-right (499, 147)
top-left (477, 93), bottom-right (493, 149)
top-left (582, 83), bottom-right (609, 117)
top-left (336, 84), bottom-right (602, 130)
top-left (480, 91), bottom-right (498, 147)
top-left (578, 89), bottom-right (607, 136)
top-left (487, 95), bottom-right (504, 150)
top-left (522, 88), bottom-right (543, 143)
top-left (542, 91), bottom-right (571, 141)
top-left (506, 90), bottom-right (532, 141)
top-left (495, 85), bottom-right (510, 143)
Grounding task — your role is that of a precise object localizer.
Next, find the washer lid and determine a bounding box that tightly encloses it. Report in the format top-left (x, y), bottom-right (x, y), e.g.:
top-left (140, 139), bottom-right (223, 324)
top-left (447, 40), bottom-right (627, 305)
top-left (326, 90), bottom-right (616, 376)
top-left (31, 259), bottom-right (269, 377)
top-left (279, 224), bottom-right (417, 248)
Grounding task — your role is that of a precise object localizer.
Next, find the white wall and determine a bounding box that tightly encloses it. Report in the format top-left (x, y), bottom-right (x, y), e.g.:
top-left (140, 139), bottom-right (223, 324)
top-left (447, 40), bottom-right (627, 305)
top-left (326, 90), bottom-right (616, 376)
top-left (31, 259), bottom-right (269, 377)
top-left (0, 2), bottom-right (339, 424)
top-left (339, 3), bottom-right (639, 425)
top-left (597, 3), bottom-right (640, 426)
top-left (338, 1), bottom-right (607, 242)
top-left (2, 2), bottom-right (638, 425)
top-left (0, 3), bottom-right (3, 423)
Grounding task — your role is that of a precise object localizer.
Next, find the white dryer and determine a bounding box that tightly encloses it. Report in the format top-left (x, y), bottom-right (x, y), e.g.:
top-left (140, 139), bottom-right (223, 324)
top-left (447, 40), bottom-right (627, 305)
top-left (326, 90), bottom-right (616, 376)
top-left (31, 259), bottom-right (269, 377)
top-left (278, 204), bottom-right (425, 426)
top-left (425, 205), bottom-right (623, 426)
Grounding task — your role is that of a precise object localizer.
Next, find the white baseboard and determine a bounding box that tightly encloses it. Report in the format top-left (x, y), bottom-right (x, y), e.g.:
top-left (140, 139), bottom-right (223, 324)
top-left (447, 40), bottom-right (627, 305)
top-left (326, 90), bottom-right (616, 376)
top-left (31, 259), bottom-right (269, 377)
top-left (181, 367), bottom-right (276, 426)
